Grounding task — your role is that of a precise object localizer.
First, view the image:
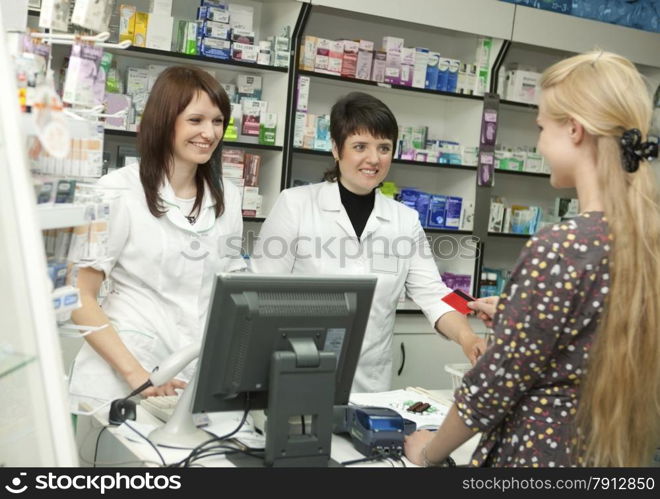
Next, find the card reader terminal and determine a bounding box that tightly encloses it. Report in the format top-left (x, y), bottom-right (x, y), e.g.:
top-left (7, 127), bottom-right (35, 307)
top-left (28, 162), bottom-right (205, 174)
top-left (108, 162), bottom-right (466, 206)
top-left (333, 406), bottom-right (416, 457)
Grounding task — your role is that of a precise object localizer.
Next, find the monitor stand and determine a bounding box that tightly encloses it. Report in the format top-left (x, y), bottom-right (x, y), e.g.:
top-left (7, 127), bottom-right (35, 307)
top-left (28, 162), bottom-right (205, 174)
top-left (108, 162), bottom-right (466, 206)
top-left (228, 337), bottom-right (339, 467)
top-left (149, 377), bottom-right (211, 449)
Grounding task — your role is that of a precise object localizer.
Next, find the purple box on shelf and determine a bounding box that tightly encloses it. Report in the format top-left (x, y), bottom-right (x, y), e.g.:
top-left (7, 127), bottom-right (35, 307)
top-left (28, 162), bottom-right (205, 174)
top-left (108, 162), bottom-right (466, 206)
top-left (103, 93), bottom-right (132, 130)
top-left (441, 271), bottom-right (456, 289)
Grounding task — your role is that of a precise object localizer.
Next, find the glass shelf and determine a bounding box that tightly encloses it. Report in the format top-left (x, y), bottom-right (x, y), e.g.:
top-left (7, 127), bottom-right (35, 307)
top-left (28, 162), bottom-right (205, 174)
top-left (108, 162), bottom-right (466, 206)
top-left (488, 232), bottom-right (532, 239)
top-left (499, 99), bottom-right (539, 111)
top-left (104, 129), bottom-right (283, 151)
top-left (292, 148), bottom-right (477, 172)
top-left (0, 351), bottom-right (37, 380)
top-left (495, 169), bottom-right (550, 179)
top-left (108, 46), bottom-right (289, 74)
top-left (298, 69), bottom-right (484, 104)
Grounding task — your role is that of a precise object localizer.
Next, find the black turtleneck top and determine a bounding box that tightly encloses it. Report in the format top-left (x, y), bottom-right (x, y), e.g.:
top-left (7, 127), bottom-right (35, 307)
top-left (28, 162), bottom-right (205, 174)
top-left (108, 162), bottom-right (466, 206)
top-left (338, 180), bottom-right (375, 239)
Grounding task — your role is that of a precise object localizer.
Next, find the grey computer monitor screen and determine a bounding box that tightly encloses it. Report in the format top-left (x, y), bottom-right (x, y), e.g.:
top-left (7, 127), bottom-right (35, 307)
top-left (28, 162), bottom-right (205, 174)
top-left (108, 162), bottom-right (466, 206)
top-left (191, 273), bottom-right (376, 414)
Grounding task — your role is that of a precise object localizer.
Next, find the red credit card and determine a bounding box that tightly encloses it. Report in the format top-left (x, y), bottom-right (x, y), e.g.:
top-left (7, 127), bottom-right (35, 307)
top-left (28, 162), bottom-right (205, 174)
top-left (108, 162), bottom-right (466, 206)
top-left (441, 289), bottom-right (475, 315)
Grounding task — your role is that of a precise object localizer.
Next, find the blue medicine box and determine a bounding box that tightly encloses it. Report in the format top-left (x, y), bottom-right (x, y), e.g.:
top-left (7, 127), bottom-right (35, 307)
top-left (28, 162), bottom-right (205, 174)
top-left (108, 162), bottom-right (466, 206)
top-left (415, 192), bottom-right (431, 227)
top-left (399, 188), bottom-right (428, 227)
top-left (399, 188), bottom-right (420, 211)
top-left (425, 52), bottom-right (440, 89)
top-left (444, 196), bottom-right (463, 229)
top-left (427, 195), bottom-right (447, 228)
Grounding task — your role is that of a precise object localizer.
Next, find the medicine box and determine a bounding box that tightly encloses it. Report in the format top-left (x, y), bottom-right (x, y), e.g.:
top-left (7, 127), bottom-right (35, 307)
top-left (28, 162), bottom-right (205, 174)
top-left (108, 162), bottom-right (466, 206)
top-left (505, 69), bottom-right (541, 104)
top-left (197, 5), bottom-right (230, 23)
top-left (231, 28), bottom-right (255, 45)
top-left (427, 195), bottom-right (447, 229)
top-left (199, 19), bottom-right (231, 40)
top-left (231, 43), bottom-right (258, 63)
top-left (133, 12), bottom-right (149, 47)
top-left (199, 38), bottom-right (231, 59)
top-left (119, 4), bottom-right (136, 43)
top-left (371, 51), bottom-right (386, 82)
top-left (146, 15), bottom-right (173, 50)
top-left (356, 46), bottom-right (373, 80)
top-left (341, 40), bottom-right (359, 78)
top-left (301, 36), bottom-right (318, 71)
top-left (444, 196), bottom-right (462, 229)
top-left (297, 75), bottom-right (310, 112)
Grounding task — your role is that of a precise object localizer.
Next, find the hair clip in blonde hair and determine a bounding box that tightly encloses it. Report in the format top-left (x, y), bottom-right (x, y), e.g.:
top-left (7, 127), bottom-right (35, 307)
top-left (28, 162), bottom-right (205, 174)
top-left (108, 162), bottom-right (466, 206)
top-left (620, 128), bottom-right (658, 172)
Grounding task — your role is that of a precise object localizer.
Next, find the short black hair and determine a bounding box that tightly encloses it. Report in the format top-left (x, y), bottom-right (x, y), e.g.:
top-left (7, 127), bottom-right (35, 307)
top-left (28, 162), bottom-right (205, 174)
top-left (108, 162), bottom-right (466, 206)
top-left (324, 92), bottom-right (398, 182)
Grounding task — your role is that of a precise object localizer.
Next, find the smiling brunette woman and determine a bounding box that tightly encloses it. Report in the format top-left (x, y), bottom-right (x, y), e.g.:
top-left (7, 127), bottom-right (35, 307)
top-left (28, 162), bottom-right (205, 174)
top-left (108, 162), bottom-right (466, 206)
top-left (68, 66), bottom-right (245, 409)
top-left (250, 91), bottom-right (486, 393)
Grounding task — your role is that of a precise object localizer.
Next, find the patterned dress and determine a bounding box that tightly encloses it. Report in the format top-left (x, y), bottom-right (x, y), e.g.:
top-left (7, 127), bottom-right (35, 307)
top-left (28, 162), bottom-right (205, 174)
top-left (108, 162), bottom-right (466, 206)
top-left (455, 212), bottom-right (611, 467)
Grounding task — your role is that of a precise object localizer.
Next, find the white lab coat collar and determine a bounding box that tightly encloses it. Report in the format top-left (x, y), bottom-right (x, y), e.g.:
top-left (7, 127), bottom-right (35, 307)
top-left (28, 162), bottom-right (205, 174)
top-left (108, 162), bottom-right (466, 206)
top-left (159, 174), bottom-right (218, 233)
top-left (318, 181), bottom-right (392, 240)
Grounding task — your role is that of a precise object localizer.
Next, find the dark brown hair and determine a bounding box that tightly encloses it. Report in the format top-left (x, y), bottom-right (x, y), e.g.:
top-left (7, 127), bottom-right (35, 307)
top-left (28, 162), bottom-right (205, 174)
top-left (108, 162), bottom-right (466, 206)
top-left (137, 65), bottom-right (231, 218)
top-left (323, 91), bottom-right (398, 182)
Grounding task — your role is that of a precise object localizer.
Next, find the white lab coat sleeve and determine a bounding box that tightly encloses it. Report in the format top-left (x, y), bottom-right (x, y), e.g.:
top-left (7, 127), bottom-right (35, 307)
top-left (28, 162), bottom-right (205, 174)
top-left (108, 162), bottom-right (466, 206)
top-left (404, 220), bottom-right (456, 331)
top-left (222, 182), bottom-right (248, 273)
top-left (250, 189), bottom-right (299, 274)
top-left (78, 177), bottom-right (130, 279)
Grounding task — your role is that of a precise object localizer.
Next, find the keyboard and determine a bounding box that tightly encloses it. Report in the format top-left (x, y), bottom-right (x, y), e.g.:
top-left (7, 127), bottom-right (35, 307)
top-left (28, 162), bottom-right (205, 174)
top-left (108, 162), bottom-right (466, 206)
top-left (139, 395), bottom-right (210, 427)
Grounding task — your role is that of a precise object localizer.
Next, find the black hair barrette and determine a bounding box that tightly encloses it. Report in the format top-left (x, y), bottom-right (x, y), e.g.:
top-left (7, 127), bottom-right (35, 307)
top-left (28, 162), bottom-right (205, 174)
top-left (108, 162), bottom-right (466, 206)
top-left (620, 128), bottom-right (658, 173)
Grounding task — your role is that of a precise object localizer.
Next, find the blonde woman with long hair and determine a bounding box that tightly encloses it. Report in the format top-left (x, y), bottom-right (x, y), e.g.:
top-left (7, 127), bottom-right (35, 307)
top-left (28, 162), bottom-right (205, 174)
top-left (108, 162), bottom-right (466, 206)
top-left (404, 50), bottom-right (659, 467)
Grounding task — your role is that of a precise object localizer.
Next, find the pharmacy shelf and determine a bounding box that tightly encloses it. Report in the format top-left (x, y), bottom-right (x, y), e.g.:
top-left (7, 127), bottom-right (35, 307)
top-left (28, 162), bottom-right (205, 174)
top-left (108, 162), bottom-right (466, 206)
top-left (222, 142), bottom-right (283, 152)
top-left (298, 69), bottom-right (484, 103)
top-left (426, 227), bottom-right (473, 235)
top-left (109, 46), bottom-right (289, 74)
top-left (103, 129), bottom-right (138, 138)
top-left (293, 148), bottom-right (477, 172)
top-left (495, 169), bottom-right (550, 179)
top-left (488, 231), bottom-right (531, 239)
top-left (103, 129), bottom-right (284, 151)
top-left (37, 204), bottom-right (88, 230)
top-left (499, 99), bottom-right (538, 111)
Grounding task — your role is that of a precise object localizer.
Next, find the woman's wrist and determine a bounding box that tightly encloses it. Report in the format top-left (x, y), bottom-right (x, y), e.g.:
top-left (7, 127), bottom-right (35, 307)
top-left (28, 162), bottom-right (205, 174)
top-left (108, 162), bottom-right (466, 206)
top-left (421, 444), bottom-right (446, 467)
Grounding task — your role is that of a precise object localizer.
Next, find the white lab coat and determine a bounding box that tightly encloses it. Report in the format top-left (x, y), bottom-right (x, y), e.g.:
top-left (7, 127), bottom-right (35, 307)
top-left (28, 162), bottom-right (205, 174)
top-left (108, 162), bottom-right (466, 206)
top-left (69, 163), bottom-right (246, 407)
top-left (250, 181), bottom-right (455, 392)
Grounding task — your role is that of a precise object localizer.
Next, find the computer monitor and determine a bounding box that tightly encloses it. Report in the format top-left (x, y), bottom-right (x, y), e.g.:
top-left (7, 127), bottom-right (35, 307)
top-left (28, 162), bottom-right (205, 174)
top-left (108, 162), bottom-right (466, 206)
top-left (191, 273), bottom-right (376, 467)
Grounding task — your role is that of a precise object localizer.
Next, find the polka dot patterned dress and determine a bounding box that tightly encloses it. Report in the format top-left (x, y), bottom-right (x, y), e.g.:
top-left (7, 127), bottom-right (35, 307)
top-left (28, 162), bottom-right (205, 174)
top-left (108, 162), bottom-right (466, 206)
top-left (455, 212), bottom-right (610, 467)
